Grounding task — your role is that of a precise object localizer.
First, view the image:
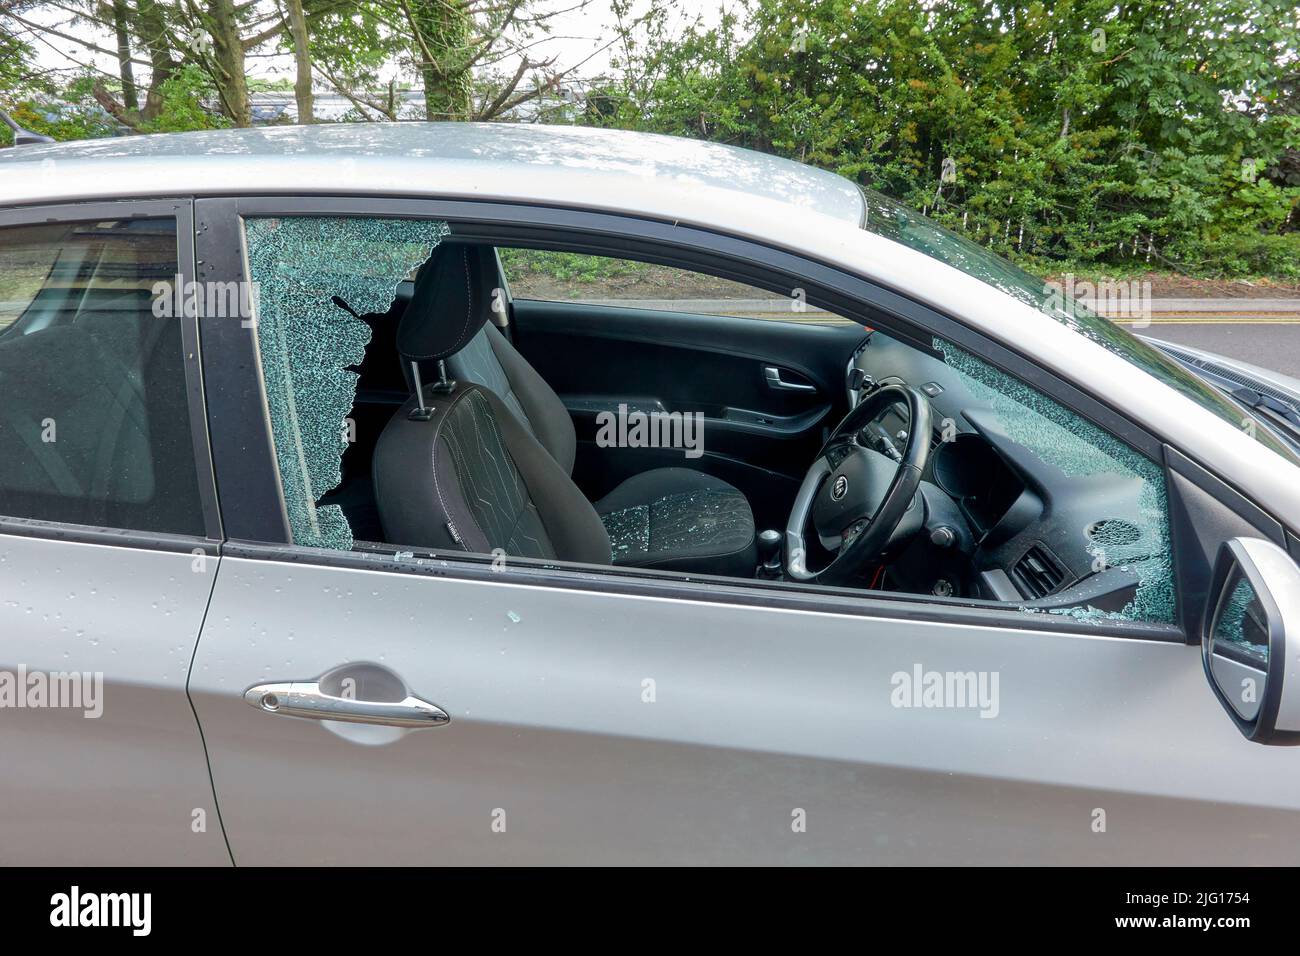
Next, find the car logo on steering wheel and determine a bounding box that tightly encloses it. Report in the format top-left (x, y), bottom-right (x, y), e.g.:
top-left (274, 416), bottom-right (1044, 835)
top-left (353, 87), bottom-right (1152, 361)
top-left (831, 474), bottom-right (849, 500)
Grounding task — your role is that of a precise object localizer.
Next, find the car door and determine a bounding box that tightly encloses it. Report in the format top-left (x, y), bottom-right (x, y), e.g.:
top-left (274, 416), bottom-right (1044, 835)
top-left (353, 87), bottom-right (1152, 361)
top-left (187, 197), bottom-right (1300, 865)
top-left (0, 201), bottom-right (228, 865)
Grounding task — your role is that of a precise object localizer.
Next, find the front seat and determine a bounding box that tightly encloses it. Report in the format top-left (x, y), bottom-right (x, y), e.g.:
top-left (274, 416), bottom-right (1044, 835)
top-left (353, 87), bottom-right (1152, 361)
top-left (373, 241), bottom-right (757, 577)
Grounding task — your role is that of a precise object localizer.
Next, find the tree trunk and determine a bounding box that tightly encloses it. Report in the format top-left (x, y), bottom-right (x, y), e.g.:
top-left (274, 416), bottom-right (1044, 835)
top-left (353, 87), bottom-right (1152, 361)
top-left (208, 0), bottom-right (251, 127)
top-left (92, 0), bottom-right (174, 128)
top-left (111, 0), bottom-right (138, 111)
top-left (408, 0), bottom-right (473, 121)
top-left (285, 0), bottom-right (314, 123)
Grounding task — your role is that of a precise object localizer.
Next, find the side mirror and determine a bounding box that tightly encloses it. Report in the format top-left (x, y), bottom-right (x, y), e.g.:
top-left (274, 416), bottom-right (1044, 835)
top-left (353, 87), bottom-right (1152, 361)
top-left (1204, 537), bottom-right (1300, 745)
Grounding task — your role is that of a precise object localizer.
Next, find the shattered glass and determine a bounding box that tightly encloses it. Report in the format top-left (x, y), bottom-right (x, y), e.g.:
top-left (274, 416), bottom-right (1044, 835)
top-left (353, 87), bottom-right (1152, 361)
top-left (603, 504), bottom-right (651, 560)
top-left (862, 188), bottom-right (1299, 466)
top-left (245, 216), bottom-right (450, 549)
top-left (602, 490), bottom-right (752, 563)
top-left (935, 339), bottom-right (1175, 624)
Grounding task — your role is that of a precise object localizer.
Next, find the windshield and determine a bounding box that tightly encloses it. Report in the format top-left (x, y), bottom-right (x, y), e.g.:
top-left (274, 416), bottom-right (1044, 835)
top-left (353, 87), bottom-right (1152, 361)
top-left (858, 187), bottom-right (1299, 465)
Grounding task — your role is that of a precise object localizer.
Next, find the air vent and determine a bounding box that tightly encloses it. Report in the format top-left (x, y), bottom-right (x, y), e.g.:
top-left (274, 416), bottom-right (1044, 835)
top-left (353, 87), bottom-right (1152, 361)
top-left (1011, 545), bottom-right (1067, 600)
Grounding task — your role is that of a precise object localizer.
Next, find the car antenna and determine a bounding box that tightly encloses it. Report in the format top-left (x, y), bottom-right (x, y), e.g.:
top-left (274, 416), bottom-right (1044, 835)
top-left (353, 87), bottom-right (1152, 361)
top-left (0, 108), bottom-right (54, 146)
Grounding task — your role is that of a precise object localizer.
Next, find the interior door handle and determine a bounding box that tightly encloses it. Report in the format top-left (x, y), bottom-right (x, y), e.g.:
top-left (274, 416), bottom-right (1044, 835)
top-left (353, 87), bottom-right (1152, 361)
top-left (764, 366), bottom-right (816, 393)
top-left (243, 681), bottom-right (450, 728)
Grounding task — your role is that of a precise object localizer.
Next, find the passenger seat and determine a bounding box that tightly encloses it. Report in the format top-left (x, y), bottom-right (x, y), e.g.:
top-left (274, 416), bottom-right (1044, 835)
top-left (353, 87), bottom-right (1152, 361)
top-left (397, 241), bottom-right (757, 577)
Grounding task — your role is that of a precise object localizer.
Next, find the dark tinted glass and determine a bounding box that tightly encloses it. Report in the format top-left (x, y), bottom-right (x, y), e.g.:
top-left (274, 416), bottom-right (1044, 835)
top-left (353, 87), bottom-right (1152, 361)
top-left (0, 218), bottom-right (203, 534)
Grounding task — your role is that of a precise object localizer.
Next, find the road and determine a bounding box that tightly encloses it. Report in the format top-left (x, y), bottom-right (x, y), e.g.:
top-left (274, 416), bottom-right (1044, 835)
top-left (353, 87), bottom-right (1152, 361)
top-left (1114, 316), bottom-right (1300, 380)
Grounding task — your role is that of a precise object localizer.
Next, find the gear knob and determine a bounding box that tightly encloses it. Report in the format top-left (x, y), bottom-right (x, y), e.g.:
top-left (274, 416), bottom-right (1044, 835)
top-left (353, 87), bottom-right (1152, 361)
top-left (757, 529), bottom-right (782, 566)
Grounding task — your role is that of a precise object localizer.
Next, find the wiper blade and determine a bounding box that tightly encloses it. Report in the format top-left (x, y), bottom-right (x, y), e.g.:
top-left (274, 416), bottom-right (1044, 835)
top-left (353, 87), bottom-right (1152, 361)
top-left (1231, 387), bottom-right (1300, 431)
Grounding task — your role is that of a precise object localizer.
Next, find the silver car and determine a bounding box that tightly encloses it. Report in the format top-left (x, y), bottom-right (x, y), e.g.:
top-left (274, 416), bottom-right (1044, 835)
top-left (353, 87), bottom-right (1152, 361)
top-left (1, 122), bottom-right (1298, 865)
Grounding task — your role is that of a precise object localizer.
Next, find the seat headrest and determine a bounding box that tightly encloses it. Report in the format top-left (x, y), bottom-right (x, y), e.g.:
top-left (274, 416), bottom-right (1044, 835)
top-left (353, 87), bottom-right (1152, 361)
top-left (397, 241), bottom-right (499, 362)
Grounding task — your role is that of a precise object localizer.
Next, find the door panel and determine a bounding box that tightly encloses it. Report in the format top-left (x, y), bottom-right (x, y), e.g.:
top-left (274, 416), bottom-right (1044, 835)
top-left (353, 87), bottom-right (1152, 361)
top-left (512, 300), bottom-right (862, 527)
top-left (192, 554), bottom-right (1300, 865)
top-left (0, 534), bottom-right (227, 864)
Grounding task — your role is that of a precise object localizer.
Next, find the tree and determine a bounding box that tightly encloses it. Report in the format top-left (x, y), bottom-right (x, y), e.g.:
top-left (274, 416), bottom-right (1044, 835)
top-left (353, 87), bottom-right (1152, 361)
top-left (284, 0), bottom-right (314, 121)
top-left (601, 0), bottom-right (1300, 277)
top-left (320, 0), bottom-right (605, 122)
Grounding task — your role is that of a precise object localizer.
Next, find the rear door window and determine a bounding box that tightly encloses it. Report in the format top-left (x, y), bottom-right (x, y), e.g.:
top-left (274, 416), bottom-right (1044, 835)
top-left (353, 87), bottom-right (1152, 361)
top-left (0, 218), bottom-right (204, 534)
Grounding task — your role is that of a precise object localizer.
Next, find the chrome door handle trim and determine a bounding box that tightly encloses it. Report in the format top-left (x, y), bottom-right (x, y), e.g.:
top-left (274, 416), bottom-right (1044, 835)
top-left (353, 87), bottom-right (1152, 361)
top-left (243, 681), bottom-right (450, 728)
top-left (764, 366), bottom-right (816, 392)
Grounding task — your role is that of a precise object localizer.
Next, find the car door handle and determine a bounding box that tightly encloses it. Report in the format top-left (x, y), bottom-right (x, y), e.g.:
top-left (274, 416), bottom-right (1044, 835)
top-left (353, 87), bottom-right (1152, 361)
top-left (764, 366), bottom-right (816, 392)
top-left (243, 681), bottom-right (451, 728)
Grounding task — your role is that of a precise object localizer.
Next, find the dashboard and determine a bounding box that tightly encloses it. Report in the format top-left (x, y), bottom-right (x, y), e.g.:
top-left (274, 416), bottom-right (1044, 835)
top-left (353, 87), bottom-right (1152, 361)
top-left (930, 434), bottom-right (1025, 536)
top-left (846, 331), bottom-right (1153, 612)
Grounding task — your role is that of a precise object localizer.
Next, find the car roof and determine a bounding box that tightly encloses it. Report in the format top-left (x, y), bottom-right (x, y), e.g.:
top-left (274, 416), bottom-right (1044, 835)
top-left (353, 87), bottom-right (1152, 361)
top-left (0, 121), bottom-right (866, 227)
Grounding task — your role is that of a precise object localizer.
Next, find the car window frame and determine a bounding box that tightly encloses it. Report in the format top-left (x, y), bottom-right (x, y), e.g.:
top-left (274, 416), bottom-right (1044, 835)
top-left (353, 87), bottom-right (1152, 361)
top-left (495, 247), bottom-right (854, 327)
top-left (194, 193), bottom-right (1292, 645)
top-left (0, 198), bottom-right (221, 554)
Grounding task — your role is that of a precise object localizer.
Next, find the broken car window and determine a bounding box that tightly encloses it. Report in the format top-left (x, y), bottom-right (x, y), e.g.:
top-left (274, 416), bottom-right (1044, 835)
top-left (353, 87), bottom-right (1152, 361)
top-left (245, 216), bottom-right (450, 549)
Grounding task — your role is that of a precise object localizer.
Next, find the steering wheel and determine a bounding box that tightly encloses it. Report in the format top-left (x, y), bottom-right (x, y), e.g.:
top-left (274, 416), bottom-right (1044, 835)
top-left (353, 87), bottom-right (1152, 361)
top-left (785, 384), bottom-right (931, 586)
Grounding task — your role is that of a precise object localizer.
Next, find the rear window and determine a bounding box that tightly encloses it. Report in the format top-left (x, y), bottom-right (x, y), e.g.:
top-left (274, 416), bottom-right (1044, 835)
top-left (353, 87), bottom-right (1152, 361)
top-left (0, 218), bottom-right (204, 534)
top-left (0, 228), bottom-right (62, 331)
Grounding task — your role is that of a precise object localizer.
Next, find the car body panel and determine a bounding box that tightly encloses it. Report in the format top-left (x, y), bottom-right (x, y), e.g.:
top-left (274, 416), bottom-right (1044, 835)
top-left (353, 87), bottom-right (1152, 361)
top-left (0, 533), bottom-right (228, 864)
top-left (1146, 335), bottom-right (1300, 406)
top-left (191, 554), bottom-right (1300, 865)
top-left (0, 122), bottom-right (865, 225)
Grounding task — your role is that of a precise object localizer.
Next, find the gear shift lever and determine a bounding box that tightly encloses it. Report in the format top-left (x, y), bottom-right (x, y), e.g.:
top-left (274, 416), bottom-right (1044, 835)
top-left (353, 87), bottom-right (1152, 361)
top-left (756, 529), bottom-right (782, 578)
